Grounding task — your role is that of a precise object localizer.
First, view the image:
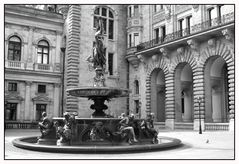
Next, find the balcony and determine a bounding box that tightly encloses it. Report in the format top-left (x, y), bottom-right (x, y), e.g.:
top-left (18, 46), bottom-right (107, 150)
top-left (34, 63), bottom-right (53, 71)
top-left (5, 60), bottom-right (25, 69)
top-left (137, 12), bottom-right (234, 52)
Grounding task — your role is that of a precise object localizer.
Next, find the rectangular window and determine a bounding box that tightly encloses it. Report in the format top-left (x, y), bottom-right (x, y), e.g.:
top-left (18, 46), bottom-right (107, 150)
top-left (5, 103), bottom-right (17, 121)
top-left (108, 19), bottom-right (114, 39)
top-left (102, 18), bottom-right (107, 34)
top-left (186, 16), bottom-right (192, 34)
top-left (8, 82), bottom-right (17, 91)
top-left (129, 34), bottom-right (132, 48)
top-left (134, 5), bottom-right (139, 17)
top-left (38, 85), bottom-right (46, 93)
top-left (161, 25), bottom-right (166, 42)
top-left (154, 28), bottom-right (159, 44)
top-left (154, 5), bottom-right (157, 12)
top-left (108, 53), bottom-right (114, 75)
top-left (102, 7), bottom-right (107, 17)
top-left (217, 5), bottom-right (224, 24)
top-left (178, 19), bottom-right (184, 37)
top-left (135, 100), bottom-right (139, 114)
top-left (128, 6), bottom-right (132, 17)
top-left (8, 42), bottom-right (21, 61)
top-left (133, 33), bottom-right (139, 46)
top-left (36, 104), bottom-right (47, 121)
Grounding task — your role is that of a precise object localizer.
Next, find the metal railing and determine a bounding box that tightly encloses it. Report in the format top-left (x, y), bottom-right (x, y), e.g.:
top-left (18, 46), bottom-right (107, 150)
top-left (137, 12), bottom-right (234, 52)
top-left (5, 121), bottom-right (39, 129)
top-left (205, 123), bottom-right (229, 131)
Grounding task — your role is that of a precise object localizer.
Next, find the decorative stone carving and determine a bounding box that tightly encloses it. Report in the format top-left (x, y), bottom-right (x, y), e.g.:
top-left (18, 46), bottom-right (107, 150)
top-left (137, 54), bottom-right (148, 70)
top-left (208, 38), bottom-right (216, 48)
top-left (177, 47), bottom-right (184, 56)
top-left (25, 81), bottom-right (32, 86)
top-left (55, 112), bottom-right (76, 146)
top-left (90, 121), bottom-right (112, 142)
top-left (192, 5), bottom-right (199, 12)
top-left (160, 48), bottom-right (168, 57)
top-left (187, 39), bottom-right (198, 51)
top-left (54, 83), bottom-right (61, 88)
top-left (93, 67), bottom-right (105, 87)
top-left (57, 5), bottom-right (69, 19)
top-left (222, 29), bottom-right (234, 42)
top-left (151, 54), bottom-right (158, 62)
top-left (165, 5), bottom-right (171, 21)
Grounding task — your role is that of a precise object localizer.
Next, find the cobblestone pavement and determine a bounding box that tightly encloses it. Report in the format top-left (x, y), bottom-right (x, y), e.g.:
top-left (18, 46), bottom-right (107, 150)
top-left (4, 129), bottom-right (235, 160)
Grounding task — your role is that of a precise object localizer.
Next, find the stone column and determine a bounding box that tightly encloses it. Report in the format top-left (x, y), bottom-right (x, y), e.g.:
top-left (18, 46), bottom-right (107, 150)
top-left (24, 81), bottom-right (32, 120)
top-left (165, 73), bottom-right (175, 130)
top-left (53, 83), bottom-right (61, 117)
top-left (26, 27), bottom-right (34, 70)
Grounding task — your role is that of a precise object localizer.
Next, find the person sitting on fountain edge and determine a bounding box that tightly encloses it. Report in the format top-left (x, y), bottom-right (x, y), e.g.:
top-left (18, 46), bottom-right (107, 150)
top-left (119, 113), bottom-right (138, 144)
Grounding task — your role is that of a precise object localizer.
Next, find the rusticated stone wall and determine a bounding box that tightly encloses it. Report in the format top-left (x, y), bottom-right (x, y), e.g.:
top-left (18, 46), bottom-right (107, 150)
top-left (65, 5), bottom-right (81, 113)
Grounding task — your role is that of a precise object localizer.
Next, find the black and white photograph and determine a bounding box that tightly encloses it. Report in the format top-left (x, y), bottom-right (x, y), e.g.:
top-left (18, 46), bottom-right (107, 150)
top-left (2, 1), bottom-right (236, 162)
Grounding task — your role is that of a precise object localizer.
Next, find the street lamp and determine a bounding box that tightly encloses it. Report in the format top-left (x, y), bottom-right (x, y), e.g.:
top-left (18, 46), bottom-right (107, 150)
top-left (196, 96), bottom-right (202, 134)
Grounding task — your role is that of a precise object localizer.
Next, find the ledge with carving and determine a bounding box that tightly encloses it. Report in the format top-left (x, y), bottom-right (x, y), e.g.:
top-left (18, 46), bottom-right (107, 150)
top-left (125, 52), bottom-right (140, 69)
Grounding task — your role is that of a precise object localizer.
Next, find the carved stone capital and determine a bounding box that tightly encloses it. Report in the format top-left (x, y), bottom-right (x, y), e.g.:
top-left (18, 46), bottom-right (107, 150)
top-left (54, 83), bottom-right (61, 88)
top-left (187, 39), bottom-right (198, 51)
top-left (222, 29), bottom-right (234, 42)
top-left (25, 81), bottom-right (32, 86)
top-left (208, 38), bottom-right (216, 48)
top-left (192, 5), bottom-right (199, 12)
top-left (177, 47), bottom-right (184, 55)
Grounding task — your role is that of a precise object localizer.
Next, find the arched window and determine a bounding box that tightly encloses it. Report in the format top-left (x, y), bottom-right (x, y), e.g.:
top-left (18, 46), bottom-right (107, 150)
top-left (8, 36), bottom-right (21, 61)
top-left (135, 80), bottom-right (139, 94)
top-left (93, 7), bottom-right (114, 39)
top-left (37, 40), bottom-right (49, 64)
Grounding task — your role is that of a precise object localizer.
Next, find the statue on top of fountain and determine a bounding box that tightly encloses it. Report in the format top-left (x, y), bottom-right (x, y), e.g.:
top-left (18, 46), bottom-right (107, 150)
top-left (86, 17), bottom-right (106, 87)
top-left (86, 17), bottom-right (106, 71)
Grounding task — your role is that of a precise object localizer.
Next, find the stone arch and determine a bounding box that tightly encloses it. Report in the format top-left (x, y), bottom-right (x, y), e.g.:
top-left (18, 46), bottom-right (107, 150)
top-left (33, 37), bottom-right (53, 48)
top-left (170, 48), bottom-right (197, 123)
top-left (145, 57), bottom-right (169, 120)
top-left (6, 33), bottom-right (25, 43)
top-left (200, 40), bottom-right (234, 123)
top-left (92, 5), bottom-right (118, 16)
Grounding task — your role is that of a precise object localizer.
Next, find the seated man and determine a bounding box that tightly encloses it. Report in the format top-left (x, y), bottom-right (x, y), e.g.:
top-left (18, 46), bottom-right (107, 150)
top-left (119, 113), bottom-right (138, 144)
top-left (38, 112), bottom-right (53, 139)
top-left (140, 113), bottom-right (158, 143)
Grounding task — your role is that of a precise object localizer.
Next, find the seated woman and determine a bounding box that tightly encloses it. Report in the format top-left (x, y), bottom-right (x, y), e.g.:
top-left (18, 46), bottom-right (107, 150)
top-left (119, 113), bottom-right (138, 144)
top-left (140, 113), bottom-right (158, 143)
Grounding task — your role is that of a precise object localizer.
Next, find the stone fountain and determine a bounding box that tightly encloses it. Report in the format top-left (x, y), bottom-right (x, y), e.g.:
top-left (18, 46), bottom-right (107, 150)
top-left (12, 18), bottom-right (181, 154)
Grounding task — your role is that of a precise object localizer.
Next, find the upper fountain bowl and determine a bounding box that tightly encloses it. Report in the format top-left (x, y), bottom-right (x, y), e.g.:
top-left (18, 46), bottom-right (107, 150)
top-left (67, 87), bottom-right (130, 98)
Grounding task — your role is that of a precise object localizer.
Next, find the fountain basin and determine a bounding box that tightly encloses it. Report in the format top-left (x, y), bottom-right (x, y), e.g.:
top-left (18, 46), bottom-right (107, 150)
top-left (67, 87), bottom-right (130, 98)
top-left (12, 136), bottom-right (182, 153)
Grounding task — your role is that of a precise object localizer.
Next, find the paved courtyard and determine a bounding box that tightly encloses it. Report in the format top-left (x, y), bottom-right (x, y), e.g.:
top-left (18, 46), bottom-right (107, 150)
top-left (4, 129), bottom-right (235, 160)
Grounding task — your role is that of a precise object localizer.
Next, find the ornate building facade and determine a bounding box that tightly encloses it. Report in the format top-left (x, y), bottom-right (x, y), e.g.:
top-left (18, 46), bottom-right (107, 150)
top-left (125, 5), bottom-right (235, 131)
top-left (4, 4), bottom-right (235, 131)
